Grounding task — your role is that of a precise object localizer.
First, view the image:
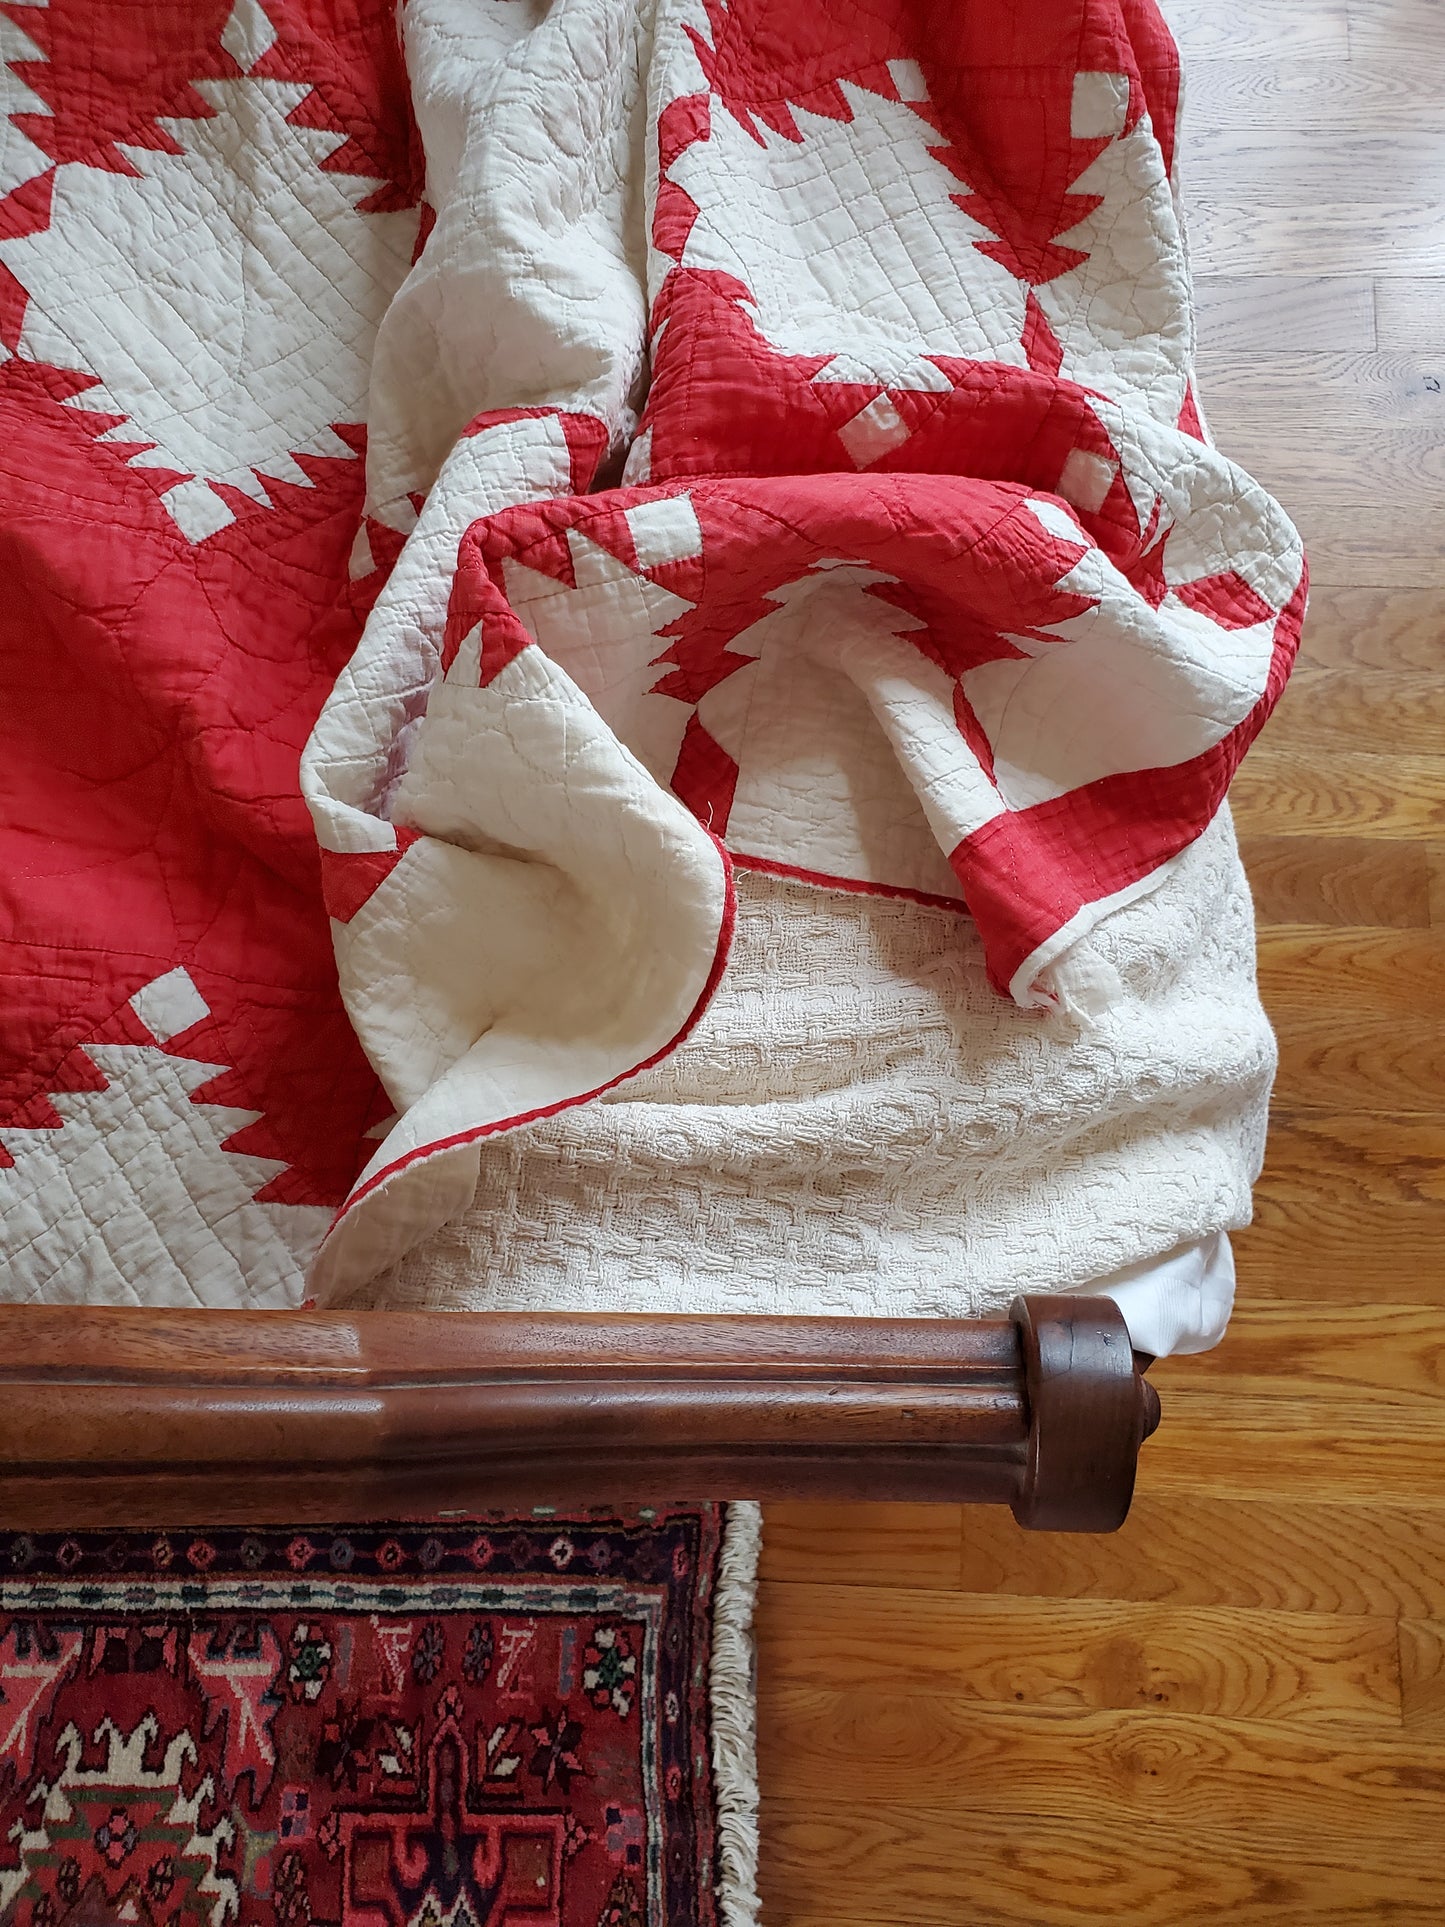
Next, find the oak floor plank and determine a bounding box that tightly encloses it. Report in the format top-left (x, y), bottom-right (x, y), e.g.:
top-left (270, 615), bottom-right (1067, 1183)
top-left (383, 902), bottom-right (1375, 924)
top-left (1238, 1110), bottom-right (1445, 1301)
top-left (1138, 1393), bottom-right (1445, 1504)
top-left (1175, 1301), bottom-right (1445, 1403)
top-left (1237, 1219), bottom-right (1445, 1302)
top-left (953, 1494), bottom-right (1445, 1616)
top-left (1185, 131), bottom-right (1445, 202)
top-left (756, 1583), bottom-right (1400, 1727)
top-left (1269, 1015), bottom-right (1445, 1113)
top-left (1160, 0), bottom-right (1349, 60)
top-left (1238, 1226), bottom-right (1445, 1304)
top-left (1375, 279), bottom-right (1445, 353)
top-left (1399, 1620), bottom-right (1445, 1735)
top-left (1256, 1112), bottom-right (1445, 1212)
top-left (1346, 0), bottom-right (1445, 57)
top-left (1214, 434), bottom-right (1445, 513)
top-left (1229, 749), bottom-right (1445, 838)
top-left (1292, 585), bottom-right (1444, 671)
top-left (759, 1689), bottom-right (1445, 1835)
top-left (1256, 924), bottom-right (1445, 1012)
top-left (1181, 56), bottom-right (1445, 129)
top-left (1186, 200), bottom-right (1445, 276)
top-left (1196, 350), bottom-right (1445, 434)
top-left (1256, 669), bottom-right (1445, 759)
top-left (1241, 835), bottom-right (1435, 927)
top-left (1263, 928), bottom-right (1445, 1109)
top-left (763, 1803), bottom-right (1445, 1927)
top-left (759, 1501), bottom-right (963, 1590)
top-left (1193, 276), bottom-right (1376, 354)
top-left (1278, 537), bottom-right (1445, 591)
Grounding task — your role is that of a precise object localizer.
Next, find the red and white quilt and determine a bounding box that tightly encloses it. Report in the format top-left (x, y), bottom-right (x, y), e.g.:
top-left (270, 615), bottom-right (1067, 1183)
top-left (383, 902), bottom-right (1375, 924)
top-left (0, 0), bottom-right (1305, 1306)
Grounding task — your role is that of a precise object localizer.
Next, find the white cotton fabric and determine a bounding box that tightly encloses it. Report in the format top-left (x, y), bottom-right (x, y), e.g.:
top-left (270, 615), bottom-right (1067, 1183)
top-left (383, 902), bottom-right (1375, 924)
top-left (1078, 1228), bottom-right (1237, 1358)
top-left (298, 0), bottom-right (1302, 1302)
top-left (344, 808), bottom-right (1273, 1353)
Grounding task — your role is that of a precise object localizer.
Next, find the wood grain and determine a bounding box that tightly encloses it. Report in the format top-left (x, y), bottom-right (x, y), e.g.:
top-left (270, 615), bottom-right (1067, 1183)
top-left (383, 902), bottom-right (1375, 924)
top-left (1196, 351), bottom-right (1445, 434)
top-left (1346, 0), bottom-right (1445, 58)
top-left (0, 1301), bottom-right (1163, 1525)
top-left (1160, 0), bottom-right (1349, 61)
top-left (1271, 1015), bottom-right (1445, 1111)
top-left (1256, 925), bottom-right (1445, 1014)
top-left (762, 1803), bottom-right (1445, 1927)
top-left (1238, 1110), bottom-right (1445, 1301)
top-left (1174, 1301), bottom-right (1445, 1403)
top-left (1193, 275), bottom-right (1376, 354)
top-left (1399, 1620), bottom-right (1445, 1735)
top-left (1186, 131), bottom-right (1445, 201)
top-left (954, 1494), bottom-right (1445, 1617)
top-left (759, 1689), bottom-right (1445, 1835)
top-left (1229, 749), bottom-right (1445, 837)
top-left (760, 1501), bottom-right (964, 1590)
top-left (1186, 200), bottom-right (1445, 276)
top-left (1275, 528), bottom-right (1445, 590)
top-left (1182, 57), bottom-right (1445, 128)
top-left (756, 1583), bottom-right (1400, 1727)
top-left (1375, 279), bottom-right (1445, 352)
top-left (1294, 585), bottom-right (1445, 671)
top-left (1240, 835), bottom-right (1435, 927)
top-left (1257, 670), bottom-right (1445, 758)
top-left (1139, 1392), bottom-right (1445, 1503)
top-left (1212, 434), bottom-right (1445, 511)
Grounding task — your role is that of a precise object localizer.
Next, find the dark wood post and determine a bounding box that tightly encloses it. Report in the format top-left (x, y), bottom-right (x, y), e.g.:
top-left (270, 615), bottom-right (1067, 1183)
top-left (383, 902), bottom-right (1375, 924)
top-left (0, 1298), bottom-right (1157, 1530)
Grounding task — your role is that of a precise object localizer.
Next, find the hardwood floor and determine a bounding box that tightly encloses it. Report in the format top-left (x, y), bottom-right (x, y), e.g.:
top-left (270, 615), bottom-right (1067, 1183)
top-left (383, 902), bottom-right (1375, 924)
top-left (756, 3), bottom-right (1445, 1919)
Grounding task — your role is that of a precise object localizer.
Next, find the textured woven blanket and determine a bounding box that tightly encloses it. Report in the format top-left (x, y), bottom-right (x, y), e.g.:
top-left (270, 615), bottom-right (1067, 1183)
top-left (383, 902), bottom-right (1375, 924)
top-left (350, 855), bottom-right (1270, 1359)
top-left (0, 0), bottom-right (1303, 1307)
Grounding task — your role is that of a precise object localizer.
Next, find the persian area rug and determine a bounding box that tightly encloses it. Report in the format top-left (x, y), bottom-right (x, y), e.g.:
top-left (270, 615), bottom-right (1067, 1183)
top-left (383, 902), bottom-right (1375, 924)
top-left (0, 1504), bottom-right (760, 1927)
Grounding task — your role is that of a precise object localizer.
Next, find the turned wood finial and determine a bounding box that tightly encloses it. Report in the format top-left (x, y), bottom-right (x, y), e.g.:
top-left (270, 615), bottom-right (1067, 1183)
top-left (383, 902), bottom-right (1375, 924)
top-left (1009, 1294), bottom-right (1158, 1533)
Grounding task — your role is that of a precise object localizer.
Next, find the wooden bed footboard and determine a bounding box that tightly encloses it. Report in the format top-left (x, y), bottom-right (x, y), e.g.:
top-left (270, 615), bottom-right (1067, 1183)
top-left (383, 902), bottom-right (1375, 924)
top-left (0, 1296), bottom-right (1158, 1532)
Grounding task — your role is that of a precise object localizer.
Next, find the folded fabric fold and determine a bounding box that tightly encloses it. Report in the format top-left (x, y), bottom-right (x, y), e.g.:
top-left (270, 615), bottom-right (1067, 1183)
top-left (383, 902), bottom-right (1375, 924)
top-left (302, 0), bottom-right (1302, 1299)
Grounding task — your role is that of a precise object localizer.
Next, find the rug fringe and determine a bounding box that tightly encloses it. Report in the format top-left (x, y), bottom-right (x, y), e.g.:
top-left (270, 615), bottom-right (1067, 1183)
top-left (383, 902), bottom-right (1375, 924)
top-left (711, 1501), bottom-right (762, 1927)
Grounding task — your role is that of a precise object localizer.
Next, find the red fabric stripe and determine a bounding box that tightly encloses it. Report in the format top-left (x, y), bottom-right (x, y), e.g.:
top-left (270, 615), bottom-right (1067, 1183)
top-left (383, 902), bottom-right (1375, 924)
top-left (731, 851), bottom-right (967, 915)
top-left (951, 560), bottom-right (1309, 992)
top-left (319, 829), bottom-right (422, 925)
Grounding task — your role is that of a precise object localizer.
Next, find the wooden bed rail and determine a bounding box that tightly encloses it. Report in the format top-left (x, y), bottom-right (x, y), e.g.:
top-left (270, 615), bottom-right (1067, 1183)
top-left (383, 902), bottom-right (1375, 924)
top-left (0, 1296), bottom-right (1159, 1532)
